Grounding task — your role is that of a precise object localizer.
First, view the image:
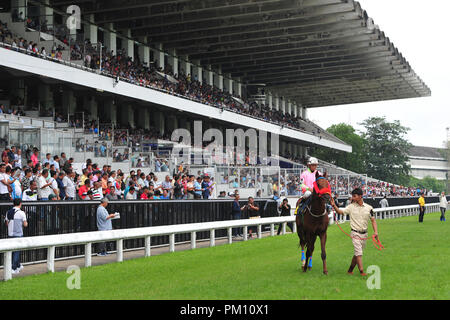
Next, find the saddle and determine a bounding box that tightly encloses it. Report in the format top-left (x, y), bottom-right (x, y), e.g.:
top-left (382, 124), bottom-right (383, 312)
top-left (294, 196), bottom-right (312, 216)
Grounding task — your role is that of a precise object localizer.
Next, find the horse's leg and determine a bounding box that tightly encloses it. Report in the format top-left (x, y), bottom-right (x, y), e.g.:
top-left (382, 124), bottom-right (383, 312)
top-left (303, 234), bottom-right (315, 272)
top-left (296, 215), bottom-right (307, 267)
top-left (320, 232), bottom-right (328, 275)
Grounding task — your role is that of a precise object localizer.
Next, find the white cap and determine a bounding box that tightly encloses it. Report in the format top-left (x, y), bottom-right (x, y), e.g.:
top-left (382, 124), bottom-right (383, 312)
top-left (307, 157), bottom-right (319, 165)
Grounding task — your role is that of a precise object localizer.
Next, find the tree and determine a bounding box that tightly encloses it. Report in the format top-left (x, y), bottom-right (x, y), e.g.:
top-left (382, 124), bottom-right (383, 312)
top-left (360, 117), bottom-right (412, 185)
top-left (408, 176), bottom-right (446, 193)
top-left (312, 123), bottom-right (367, 174)
top-left (438, 138), bottom-right (450, 194)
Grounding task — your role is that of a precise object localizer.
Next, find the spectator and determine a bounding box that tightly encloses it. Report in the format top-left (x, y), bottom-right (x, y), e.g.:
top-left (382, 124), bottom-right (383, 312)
top-left (96, 198), bottom-right (116, 256)
top-left (418, 193), bottom-right (426, 223)
top-left (379, 196), bottom-right (389, 208)
top-left (277, 198), bottom-right (293, 236)
top-left (231, 193), bottom-right (245, 238)
top-left (245, 197), bottom-right (260, 239)
top-left (439, 191), bottom-right (449, 222)
top-left (22, 180), bottom-right (38, 201)
top-left (5, 198), bottom-right (27, 274)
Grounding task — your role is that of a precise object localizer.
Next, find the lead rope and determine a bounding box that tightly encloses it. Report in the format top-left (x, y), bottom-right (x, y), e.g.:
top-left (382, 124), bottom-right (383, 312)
top-left (333, 211), bottom-right (384, 251)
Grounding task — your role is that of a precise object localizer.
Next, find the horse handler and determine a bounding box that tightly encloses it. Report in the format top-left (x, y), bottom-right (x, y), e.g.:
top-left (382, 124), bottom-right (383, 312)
top-left (330, 188), bottom-right (379, 276)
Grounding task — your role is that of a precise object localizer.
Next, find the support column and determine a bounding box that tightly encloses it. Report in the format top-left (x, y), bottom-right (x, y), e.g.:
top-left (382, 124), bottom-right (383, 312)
top-left (287, 101), bottom-right (292, 115)
top-left (180, 56), bottom-right (191, 76)
top-left (266, 92), bottom-right (273, 110)
top-left (273, 95), bottom-right (280, 111)
top-left (41, 0), bottom-right (53, 29)
top-left (38, 83), bottom-right (53, 114)
top-left (125, 29), bottom-right (134, 61)
top-left (104, 98), bottom-right (117, 125)
top-left (120, 104), bottom-right (135, 128)
top-left (280, 99), bottom-right (286, 114)
top-left (154, 111), bottom-right (165, 135)
top-left (224, 74), bottom-right (233, 94)
top-left (137, 108), bottom-right (150, 130)
top-left (166, 116), bottom-right (178, 134)
top-left (138, 37), bottom-right (150, 66)
top-left (152, 43), bottom-right (165, 70)
top-left (214, 68), bottom-right (223, 90)
top-left (83, 95), bottom-right (97, 120)
top-left (233, 78), bottom-right (242, 97)
top-left (12, 0), bottom-right (27, 20)
top-left (206, 66), bottom-right (214, 86)
top-left (85, 14), bottom-right (97, 44)
top-left (192, 60), bottom-right (202, 83)
top-left (168, 49), bottom-right (178, 76)
top-left (302, 107), bottom-right (308, 120)
top-left (62, 89), bottom-right (76, 117)
top-left (104, 23), bottom-right (117, 55)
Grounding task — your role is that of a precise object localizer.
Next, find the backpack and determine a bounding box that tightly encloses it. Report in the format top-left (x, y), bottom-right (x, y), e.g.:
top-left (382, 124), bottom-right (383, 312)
top-left (6, 207), bottom-right (17, 221)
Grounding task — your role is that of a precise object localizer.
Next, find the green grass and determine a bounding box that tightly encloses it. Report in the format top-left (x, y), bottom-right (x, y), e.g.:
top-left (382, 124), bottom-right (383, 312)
top-left (1, 212), bottom-right (449, 300)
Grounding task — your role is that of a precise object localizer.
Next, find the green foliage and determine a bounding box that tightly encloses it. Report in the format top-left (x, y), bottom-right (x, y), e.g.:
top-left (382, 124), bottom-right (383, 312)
top-left (408, 176), bottom-right (446, 193)
top-left (312, 123), bottom-right (367, 174)
top-left (359, 117), bottom-right (412, 186)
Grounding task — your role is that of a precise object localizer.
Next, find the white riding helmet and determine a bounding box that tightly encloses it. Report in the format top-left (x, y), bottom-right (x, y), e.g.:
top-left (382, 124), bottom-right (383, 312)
top-left (307, 157), bottom-right (319, 165)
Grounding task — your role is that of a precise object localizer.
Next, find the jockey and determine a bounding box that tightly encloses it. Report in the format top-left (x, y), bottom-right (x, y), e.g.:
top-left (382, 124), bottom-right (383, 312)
top-left (295, 157), bottom-right (321, 215)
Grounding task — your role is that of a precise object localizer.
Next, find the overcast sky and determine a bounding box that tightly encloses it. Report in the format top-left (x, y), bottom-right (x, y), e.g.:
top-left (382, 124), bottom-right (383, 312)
top-left (308, 0), bottom-right (450, 149)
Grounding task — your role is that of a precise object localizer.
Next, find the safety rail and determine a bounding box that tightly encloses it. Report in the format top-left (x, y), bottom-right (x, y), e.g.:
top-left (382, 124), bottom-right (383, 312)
top-left (0, 203), bottom-right (441, 281)
top-left (0, 216), bottom-right (295, 281)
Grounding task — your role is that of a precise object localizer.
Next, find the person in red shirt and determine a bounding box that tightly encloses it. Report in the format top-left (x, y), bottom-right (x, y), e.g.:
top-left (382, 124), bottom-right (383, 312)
top-left (78, 180), bottom-right (90, 200)
top-left (140, 187), bottom-right (150, 200)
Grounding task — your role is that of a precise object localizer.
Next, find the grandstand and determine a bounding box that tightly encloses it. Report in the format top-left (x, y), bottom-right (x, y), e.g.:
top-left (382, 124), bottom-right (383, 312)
top-left (0, 0), bottom-right (431, 198)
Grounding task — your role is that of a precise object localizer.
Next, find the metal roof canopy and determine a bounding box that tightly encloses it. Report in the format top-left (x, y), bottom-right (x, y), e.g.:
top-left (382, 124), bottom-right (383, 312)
top-left (49, 0), bottom-right (431, 108)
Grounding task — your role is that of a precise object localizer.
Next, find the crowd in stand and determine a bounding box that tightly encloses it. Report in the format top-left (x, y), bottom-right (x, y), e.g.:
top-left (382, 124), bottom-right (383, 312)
top-left (1, 16), bottom-right (333, 140)
top-left (0, 146), bottom-right (222, 201)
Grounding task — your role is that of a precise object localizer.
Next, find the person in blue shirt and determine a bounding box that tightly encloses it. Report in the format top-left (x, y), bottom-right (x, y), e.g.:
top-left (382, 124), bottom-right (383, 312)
top-left (96, 198), bottom-right (116, 256)
top-left (201, 176), bottom-right (212, 199)
top-left (194, 177), bottom-right (203, 200)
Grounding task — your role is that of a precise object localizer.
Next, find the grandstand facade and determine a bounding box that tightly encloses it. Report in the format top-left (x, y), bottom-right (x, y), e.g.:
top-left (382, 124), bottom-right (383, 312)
top-left (0, 0), bottom-right (431, 197)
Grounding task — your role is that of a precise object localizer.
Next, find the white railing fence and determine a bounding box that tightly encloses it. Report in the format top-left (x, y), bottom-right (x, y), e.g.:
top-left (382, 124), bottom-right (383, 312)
top-left (0, 203), bottom-right (441, 281)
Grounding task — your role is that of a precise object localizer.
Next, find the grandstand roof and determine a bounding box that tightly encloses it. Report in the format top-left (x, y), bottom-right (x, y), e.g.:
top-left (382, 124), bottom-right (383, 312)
top-left (409, 146), bottom-right (446, 160)
top-left (49, 0), bottom-right (431, 108)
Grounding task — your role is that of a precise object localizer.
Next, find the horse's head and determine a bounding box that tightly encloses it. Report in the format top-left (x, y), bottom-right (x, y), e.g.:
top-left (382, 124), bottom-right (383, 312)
top-left (313, 171), bottom-right (332, 204)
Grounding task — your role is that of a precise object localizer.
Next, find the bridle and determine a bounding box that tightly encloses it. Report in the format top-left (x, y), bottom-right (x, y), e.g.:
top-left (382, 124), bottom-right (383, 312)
top-left (307, 177), bottom-right (331, 218)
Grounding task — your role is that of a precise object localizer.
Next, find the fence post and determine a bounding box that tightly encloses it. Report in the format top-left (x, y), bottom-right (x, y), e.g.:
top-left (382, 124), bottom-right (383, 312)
top-left (257, 225), bottom-right (262, 239)
top-left (191, 232), bottom-right (196, 249)
top-left (243, 226), bottom-right (248, 241)
top-left (293, 219), bottom-right (297, 233)
top-left (270, 224), bottom-right (274, 236)
top-left (169, 234), bottom-right (175, 253)
top-left (227, 227), bottom-right (232, 244)
top-left (117, 239), bottom-right (123, 262)
top-left (145, 236), bottom-right (151, 257)
top-left (282, 222), bottom-right (287, 235)
top-left (210, 229), bottom-right (215, 247)
top-left (4, 251), bottom-right (12, 281)
top-left (85, 243), bottom-right (92, 267)
top-left (47, 246), bottom-right (55, 273)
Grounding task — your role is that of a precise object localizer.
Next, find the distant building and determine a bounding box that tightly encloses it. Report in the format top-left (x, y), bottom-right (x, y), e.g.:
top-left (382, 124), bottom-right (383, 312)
top-left (408, 146), bottom-right (449, 181)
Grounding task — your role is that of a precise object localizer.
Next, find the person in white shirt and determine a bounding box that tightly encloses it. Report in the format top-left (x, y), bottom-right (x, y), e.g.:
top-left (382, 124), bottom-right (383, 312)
top-left (37, 169), bottom-right (53, 200)
top-left (14, 149), bottom-right (22, 169)
top-left (63, 170), bottom-right (76, 200)
top-left (22, 180), bottom-right (38, 202)
top-left (126, 187), bottom-right (137, 200)
top-left (49, 170), bottom-right (60, 200)
top-left (0, 164), bottom-right (16, 201)
top-left (439, 191), bottom-right (449, 222)
top-left (5, 199), bottom-right (28, 274)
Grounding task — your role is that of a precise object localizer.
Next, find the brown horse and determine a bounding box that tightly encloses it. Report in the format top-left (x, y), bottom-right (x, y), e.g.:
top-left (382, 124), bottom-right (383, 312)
top-left (296, 172), bottom-right (332, 275)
